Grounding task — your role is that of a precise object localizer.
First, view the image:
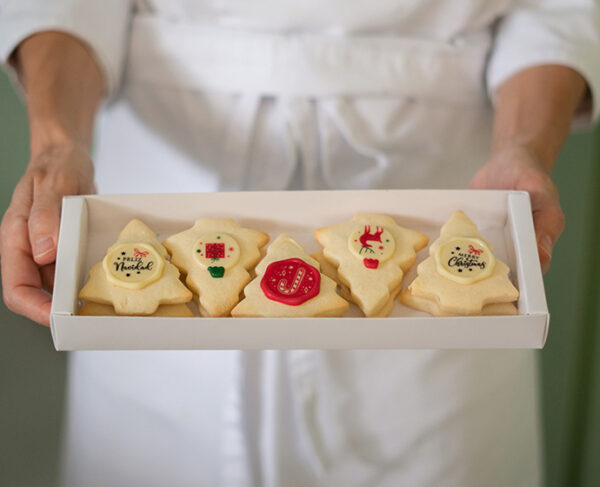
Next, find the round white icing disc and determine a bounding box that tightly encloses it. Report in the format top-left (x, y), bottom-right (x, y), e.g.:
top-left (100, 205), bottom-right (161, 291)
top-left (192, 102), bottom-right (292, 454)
top-left (348, 224), bottom-right (395, 269)
top-left (103, 242), bottom-right (164, 289)
top-left (435, 237), bottom-right (495, 284)
top-left (193, 233), bottom-right (241, 272)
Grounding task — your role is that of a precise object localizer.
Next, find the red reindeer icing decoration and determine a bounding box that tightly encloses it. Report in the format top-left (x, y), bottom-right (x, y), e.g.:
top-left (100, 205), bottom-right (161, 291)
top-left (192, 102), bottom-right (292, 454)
top-left (358, 225), bottom-right (386, 269)
top-left (359, 226), bottom-right (384, 250)
top-left (468, 244), bottom-right (483, 256)
top-left (133, 248), bottom-right (150, 259)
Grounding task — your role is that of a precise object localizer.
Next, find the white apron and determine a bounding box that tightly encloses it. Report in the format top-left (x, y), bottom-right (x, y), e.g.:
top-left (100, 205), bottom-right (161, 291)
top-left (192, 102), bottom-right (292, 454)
top-left (61, 12), bottom-right (542, 487)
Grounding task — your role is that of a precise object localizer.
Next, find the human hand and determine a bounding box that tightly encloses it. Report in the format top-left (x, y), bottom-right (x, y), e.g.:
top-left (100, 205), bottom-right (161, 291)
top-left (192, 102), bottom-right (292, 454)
top-left (469, 144), bottom-right (564, 274)
top-left (0, 142), bottom-right (95, 326)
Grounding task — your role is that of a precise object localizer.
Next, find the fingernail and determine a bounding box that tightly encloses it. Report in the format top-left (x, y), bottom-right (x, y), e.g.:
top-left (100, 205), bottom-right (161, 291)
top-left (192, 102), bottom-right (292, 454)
top-left (539, 235), bottom-right (553, 258)
top-left (34, 237), bottom-right (54, 258)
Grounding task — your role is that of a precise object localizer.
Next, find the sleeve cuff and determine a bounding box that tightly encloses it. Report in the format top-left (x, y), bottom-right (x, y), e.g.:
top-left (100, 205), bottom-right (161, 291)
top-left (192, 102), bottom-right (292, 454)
top-left (487, 44), bottom-right (600, 129)
top-left (0, 1), bottom-right (132, 100)
top-left (486, 5), bottom-right (600, 129)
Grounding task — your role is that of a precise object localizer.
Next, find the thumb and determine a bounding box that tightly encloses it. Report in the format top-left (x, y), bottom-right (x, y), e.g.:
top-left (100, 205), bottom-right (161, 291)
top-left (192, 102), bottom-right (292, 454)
top-left (28, 189), bottom-right (63, 266)
top-left (531, 196), bottom-right (565, 275)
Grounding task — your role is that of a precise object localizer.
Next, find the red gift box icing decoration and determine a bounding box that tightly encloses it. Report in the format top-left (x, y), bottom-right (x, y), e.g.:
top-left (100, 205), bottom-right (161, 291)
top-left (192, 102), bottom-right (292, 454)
top-left (205, 243), bottom-right (225, 260)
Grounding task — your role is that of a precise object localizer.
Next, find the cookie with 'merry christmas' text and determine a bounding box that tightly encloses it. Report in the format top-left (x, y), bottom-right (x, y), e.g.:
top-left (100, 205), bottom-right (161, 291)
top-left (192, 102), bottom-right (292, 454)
top-left (399, 210), bottom-right (519, 316)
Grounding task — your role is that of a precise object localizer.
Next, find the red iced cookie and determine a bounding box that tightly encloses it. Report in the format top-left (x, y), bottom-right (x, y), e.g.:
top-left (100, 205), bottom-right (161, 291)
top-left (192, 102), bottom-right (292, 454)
top-left (260, 258), bottom-right (321, 306)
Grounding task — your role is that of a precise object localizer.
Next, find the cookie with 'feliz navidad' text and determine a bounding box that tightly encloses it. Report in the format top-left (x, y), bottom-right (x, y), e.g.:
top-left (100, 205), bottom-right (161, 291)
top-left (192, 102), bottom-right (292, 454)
top-left (78, 301), bottom-right (195, 317)
top-left (79, 219), bottom-right (192, 315)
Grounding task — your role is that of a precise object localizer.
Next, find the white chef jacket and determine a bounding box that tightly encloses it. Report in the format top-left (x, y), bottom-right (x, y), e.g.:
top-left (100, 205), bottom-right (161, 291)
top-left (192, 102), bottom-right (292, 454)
top-left (2, 1), bottom-right (600, 486)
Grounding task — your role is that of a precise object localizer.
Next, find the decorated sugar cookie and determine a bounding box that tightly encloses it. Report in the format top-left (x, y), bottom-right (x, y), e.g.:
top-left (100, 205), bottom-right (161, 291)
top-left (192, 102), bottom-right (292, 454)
top-left (314, 215), bottom-right (429, 317)
top-left (399, 210), bottom-right (519, 315)
top-left (231, 234), bottom-right (348, 317)
top-left (311, 250), bottom-right (404, 317)
top-left (79, 219), bottom-right (192, 315)
top-left (310, 251), bottom-right (352, 302)
top-left (79, 301), bottom-right (194, 317)
top-left (163, 218), bottom-right (269, 317)
top-left (398, 290), bottom-right (517, 317)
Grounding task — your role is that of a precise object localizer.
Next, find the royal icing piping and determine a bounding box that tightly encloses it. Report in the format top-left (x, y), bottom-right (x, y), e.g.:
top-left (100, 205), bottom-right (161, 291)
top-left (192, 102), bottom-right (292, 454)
top-left (348, 225), bottom-right (396, 270)
top-left (193, 233), bottom-right (241, 278)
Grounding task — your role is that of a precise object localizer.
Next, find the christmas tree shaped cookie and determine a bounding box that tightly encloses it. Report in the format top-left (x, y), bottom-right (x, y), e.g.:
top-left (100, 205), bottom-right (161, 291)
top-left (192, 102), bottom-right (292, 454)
top-left (79, 219), bottom-right (192, 315)
top-left (398, 291), bottom-right (517, 316)
top-left (163, 218), bottom-right (269, 317)
top-left (231, 234), bottom-right (349, 317)
top-left (399, 210), bottom-right (519, 315)
top-left (310, 251), bottom-right (352, 302)
top-left (314, 215), bottom-right (429, 317)
top-left (79, 302), bottom-right (194, 317)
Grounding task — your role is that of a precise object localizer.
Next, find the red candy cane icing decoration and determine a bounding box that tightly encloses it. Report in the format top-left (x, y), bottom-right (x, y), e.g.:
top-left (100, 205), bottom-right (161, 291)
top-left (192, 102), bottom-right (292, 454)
top-left (277, 266), bottom-right (306, 295)
top-left (261, 258), bottom-right (320, 305)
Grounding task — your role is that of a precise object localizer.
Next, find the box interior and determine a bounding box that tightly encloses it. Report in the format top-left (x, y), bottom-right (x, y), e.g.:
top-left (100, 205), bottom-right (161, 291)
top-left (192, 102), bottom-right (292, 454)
top-left (51, 190), bottom-right (549, 350)
top-left (79, 190), bottom-right (517, 317)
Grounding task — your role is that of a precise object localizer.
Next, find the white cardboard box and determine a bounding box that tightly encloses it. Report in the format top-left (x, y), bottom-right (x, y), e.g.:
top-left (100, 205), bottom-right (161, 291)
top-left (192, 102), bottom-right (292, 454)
top-left (50, 190), bottom-right (549, 350)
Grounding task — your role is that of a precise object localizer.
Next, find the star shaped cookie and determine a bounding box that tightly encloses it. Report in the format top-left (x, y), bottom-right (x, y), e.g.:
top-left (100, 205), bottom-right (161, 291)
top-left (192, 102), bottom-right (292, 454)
top-left (163, 218), bottom-right (269, 317)
top-left (314, 214), bottom-right (429, 317)
top-left (400, 210), bottom-right (519, 315)
top-left (79, 219), bottom-right (192, 315)
top-left (231, 234), bottom-right (349, 317)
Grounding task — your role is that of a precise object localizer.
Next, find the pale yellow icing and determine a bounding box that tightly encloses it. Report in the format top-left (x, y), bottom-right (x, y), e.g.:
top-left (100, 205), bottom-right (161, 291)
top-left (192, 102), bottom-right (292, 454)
top-left (102, 242), bottom-right (164, 290)
top-left (434, 237), bottom-right (495, 284)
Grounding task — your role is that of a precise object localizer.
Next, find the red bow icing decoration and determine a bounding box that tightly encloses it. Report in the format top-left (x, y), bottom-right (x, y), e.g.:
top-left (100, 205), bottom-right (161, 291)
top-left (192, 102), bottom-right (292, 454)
top-left (134, 248), bottom-right (150, 258)
top-left (468, 244), bottom-right (483, 255)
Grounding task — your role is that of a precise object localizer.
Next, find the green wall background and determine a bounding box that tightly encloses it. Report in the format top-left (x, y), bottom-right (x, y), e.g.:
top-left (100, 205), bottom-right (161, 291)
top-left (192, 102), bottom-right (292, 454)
top-left (1, 70), bottom-right (599, 486)
top-left (0, 72), bottom-right (67, 486)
